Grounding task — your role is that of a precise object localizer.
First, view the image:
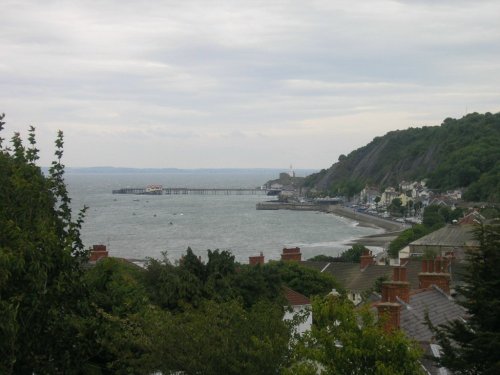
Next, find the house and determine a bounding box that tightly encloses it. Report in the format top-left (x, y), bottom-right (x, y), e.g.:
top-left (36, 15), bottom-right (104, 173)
top-left (301, 250), bottom-right (393, 305)
top-left (283, 287), bottom-right (312, 335)
top-left (408, 222), bottom-right (478, 260)
top-left (381, 187), bottom-right (399, 207)
top-left (359, 185), bottom-right (380, 205)
top-left (248, 251), bottom-right (312, 335)
top-left (375, 259), bottom-right (466, 375)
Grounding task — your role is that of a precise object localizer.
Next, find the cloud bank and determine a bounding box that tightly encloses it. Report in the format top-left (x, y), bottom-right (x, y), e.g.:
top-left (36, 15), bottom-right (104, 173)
top-left (1, 0), bottom-right (499, 168)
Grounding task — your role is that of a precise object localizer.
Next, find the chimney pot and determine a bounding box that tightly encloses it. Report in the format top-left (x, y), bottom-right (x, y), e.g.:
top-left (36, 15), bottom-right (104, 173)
top-left (281, 247), bottom-right (301, 261)
top-left (89, 244), bottom-right (108, 262)
top-left (249, 253), bottom-right (265, 265)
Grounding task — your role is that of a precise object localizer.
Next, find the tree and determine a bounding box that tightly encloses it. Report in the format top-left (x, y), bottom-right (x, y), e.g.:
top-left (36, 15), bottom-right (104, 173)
top-left (148, 299), bottom-right (293, 374)
top-left (143, 249), bottom-right (284, 310)
top-left (308, 244), bottom-right (368, 263)
top-left (83, 257), bottom-right (156, 374)
top-left (0, 118), bottom-right (92, 373)
top-left (388, 198), bottom-right (405, 216)
top-left (285, 295), bottom-right (423, 374)
top-left (266, 261), bottom-right (342, 298)
top-left (428, 221), bottom-right (500, 374)
top-left (337, 244), bottom-right (367, 263)
top-left (143, 252), bottom-right (203, 311)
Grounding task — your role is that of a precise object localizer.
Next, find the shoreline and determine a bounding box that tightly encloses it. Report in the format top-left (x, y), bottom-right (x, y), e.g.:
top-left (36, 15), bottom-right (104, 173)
top-left (326, 206), bottom-right (407, 248)
top-left (256, 201), bottom-right (407, 248)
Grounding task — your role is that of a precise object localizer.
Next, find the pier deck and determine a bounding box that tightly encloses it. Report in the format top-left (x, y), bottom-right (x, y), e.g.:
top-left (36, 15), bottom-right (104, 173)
top-left (112, 187), bottom-right (266, 195)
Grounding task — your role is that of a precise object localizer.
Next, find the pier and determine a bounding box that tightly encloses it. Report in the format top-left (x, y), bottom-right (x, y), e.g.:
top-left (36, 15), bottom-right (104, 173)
top-left (112, 187), bottom-right (266, 195)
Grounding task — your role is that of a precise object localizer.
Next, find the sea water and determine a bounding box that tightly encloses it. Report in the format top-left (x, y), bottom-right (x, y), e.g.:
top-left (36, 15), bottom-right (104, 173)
top-left (65, 171), bottom-right (381, 263)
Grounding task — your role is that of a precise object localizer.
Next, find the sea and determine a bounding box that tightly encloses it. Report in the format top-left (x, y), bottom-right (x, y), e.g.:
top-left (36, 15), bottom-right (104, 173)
top-left (65, 170), bottom-right (382, 263)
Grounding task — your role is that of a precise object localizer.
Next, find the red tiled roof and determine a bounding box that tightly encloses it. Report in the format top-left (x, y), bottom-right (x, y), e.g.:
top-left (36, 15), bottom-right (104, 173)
top-left (459, 211), bottom-right (483, 225)
top-left (283, 286), bottom-right (311, 306)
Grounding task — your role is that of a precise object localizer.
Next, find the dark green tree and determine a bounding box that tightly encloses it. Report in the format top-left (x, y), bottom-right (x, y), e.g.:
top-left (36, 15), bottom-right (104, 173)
top-left (143, 252), bottom-right (203, 311)
top-left (388, 197), bottom-right (405, 216)
top-left (266, 261), bottom-right (342, 298)
top-left (231, 263), bottom-right (283, 307)
top-left (0, 118), bottom-right (92, 373)
top-left (308, 245), bottom-right (369, 263)
top-left (337, 244), bottom-right (367, 263)
top-left (180, 247), bottom-right (206, 281)
top-left (428, 221), bottom-right (500, 374)
top-left (148, 299), bottom-right (292, 374)
top-left (83, 258), bottom-right (155, 374)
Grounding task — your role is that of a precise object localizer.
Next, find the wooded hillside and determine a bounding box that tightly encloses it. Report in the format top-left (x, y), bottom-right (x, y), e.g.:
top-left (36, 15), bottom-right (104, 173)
top-left (303, 112), bottom-right (500, 202)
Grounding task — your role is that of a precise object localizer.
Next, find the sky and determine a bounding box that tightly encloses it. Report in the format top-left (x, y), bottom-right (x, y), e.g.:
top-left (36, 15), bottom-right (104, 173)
top-left (1, 0), bottom-right (500, 169)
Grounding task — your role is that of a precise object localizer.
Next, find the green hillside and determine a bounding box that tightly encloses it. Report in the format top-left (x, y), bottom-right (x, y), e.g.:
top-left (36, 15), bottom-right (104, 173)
top-left (303, 112), bottom-right (500, 202)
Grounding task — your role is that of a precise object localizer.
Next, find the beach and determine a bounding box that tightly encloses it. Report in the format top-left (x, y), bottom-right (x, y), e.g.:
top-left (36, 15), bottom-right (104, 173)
top-left (327, 205), bottom-right (407, 248)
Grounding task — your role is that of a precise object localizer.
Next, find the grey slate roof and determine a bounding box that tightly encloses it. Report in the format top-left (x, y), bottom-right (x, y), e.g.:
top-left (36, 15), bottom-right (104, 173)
top-left (400, 286), bottom-right (466, 343)
top-left (301, 261), bottom-right (392, 292)
top-left (409, 224), bottom-right (477, 248)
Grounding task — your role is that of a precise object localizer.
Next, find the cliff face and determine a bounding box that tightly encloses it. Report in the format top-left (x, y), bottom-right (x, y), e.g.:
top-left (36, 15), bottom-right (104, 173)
top-left (305, 112), bottom-right (500, 202)
top-left (311, 129), bottom-right (440, 189)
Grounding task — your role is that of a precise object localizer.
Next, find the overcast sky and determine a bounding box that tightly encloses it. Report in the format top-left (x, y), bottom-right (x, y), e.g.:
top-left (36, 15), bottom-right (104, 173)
top-left (1, 0), bottom-right (499, 169)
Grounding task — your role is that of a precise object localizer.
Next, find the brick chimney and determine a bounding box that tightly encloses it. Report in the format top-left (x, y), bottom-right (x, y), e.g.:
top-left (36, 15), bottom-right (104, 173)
top-left (376, 266), bottom-right (409, 331)
top-left (281, 247), bottom-right (301, 262)
top-left (377, 303), bottom-right (401, 331)
top-left (249, 252), bottom-right (265, 265)
top-left (360, 249), bottom-right (375, 270)
top-left (419, 257), bottom-right (451, 293)
top-left (381, 266), bottom-right (410, 304)
top-left (89, 244), bottom-right (108, 262)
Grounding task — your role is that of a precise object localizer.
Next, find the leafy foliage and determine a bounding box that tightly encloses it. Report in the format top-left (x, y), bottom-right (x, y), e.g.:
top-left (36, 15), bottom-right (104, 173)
top-left (266, 260), bottom-right (343, 298)
top-left (285, 295), bottom-right (423, 374)
top-left (143, 249), bottom-right (284, 310)
top-left (0, 118), bottom-right (92, 373)
top-left (329, 178), bottom-right (365, 199)
top-left (428, 221), bottom-right (500, 374)
top-left (149, 299), bottom-right (292, 375)
top-left (308, 244), bottom-right (369, 263)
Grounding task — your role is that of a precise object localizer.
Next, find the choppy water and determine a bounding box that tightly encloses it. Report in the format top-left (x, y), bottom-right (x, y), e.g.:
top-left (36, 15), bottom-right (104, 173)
top-left (65, 171), bottom-right (381, 263)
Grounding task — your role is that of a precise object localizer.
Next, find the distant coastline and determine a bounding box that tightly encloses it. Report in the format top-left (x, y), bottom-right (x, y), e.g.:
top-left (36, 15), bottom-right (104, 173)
top-left (62, 167), bottom-right (319, 175)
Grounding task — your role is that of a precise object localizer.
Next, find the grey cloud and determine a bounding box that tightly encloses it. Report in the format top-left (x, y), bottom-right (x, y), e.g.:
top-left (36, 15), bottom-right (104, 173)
top-left (1, 0), bottom-right (500, 168)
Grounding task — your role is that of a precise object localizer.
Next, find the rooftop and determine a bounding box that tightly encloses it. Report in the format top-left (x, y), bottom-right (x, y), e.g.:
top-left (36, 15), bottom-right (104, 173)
top-left (284, 286), bottom-right (311, 307)
top-left (301, 261), bottom-right (392, 292)
top-left (410, 224), bottom-right (477, 249)
top-left (400, 286), bottom-right (466, 343)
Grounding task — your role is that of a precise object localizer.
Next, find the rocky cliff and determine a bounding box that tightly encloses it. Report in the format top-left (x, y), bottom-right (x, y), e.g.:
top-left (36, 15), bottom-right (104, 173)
top-left (303, 112), bottom-right (500, 202)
